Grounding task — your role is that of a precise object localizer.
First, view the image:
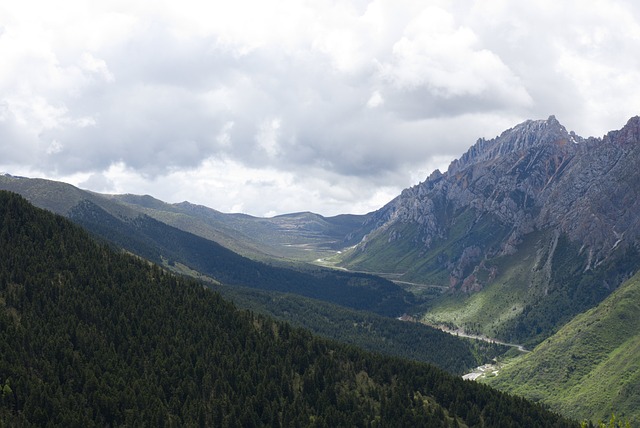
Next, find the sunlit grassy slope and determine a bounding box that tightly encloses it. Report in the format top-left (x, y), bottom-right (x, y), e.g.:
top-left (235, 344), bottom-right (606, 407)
top-left (483, 271), bottom-right (640, 424)
top-left (420, 231), bottom-right (547, 340)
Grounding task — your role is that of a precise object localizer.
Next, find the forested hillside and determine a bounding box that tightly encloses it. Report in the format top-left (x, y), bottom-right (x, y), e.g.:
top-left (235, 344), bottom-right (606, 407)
top-left (0, 191), bottom-right (576, 426)
top-left (68, 198), bottom-right (413, 317)
top-left (217, 284), bottom-right (503, 375)
top-left (0, 175), bottom-right (415, 318)
top-left (0, 173), bottom-right (496, 375)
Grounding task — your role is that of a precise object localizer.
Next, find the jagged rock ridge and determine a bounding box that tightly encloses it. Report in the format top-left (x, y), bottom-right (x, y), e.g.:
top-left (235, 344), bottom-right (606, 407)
top-left (344, 115), bottom-right (640, 292)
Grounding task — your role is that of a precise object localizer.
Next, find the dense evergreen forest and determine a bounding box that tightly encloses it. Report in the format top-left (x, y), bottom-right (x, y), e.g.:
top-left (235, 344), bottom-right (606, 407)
top-left (219, 284), bottom-right (507, 375)
top-left (0, 191), bottom-right (576, 426)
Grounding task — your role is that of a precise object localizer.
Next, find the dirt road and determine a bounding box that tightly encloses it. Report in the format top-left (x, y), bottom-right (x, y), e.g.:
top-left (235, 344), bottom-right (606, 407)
top-left (428, 324), bottom-right (529, 353)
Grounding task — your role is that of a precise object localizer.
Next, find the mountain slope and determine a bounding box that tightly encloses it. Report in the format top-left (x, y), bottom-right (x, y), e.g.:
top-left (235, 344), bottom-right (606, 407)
top-left (0, 191), bottom-right (577, 427)
top-left (483, 270), bottom-right (640, 424)
top-left (68, 197), bottom-right (414, 317)
top-left (0, 174), bottom-right (412, 317)
top-left (0, 175), bottom-right (138, 219)
top-left (0, 174), bottom-right (368, 262)
top-left (217, 284), bottom-right (502, 375)
top-left (340, 116), bottom-right (640, 345)
top-left (0, 174), bottom-right (493, 374)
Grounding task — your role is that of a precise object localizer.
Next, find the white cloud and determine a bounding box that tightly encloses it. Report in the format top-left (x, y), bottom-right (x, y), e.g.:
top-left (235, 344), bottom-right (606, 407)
top-left (79, 52), bottom-right (115, 83)
top-left (216, 121), bottom-right (235, 147)
top-left (256, 118), bottom-right (282, 158)
top-left (376, 6), bottom-right (532, 113)
top-left (367, 91), bottom-right (384, 108)
top-left (79, 171), bottom-right (115, 192)
top-left (46, 140), bottom-right (63, 155)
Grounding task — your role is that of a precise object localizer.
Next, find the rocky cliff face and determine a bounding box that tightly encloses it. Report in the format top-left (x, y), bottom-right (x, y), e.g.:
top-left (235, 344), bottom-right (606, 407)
top-left (538, 117), bottom-right (640, 266)
top-left (345, 115), bottom-right (640, 291)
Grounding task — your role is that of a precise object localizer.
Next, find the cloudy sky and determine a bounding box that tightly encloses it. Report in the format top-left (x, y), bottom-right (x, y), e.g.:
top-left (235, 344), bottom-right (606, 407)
top-left (2, 0), bottom-right (640, 216)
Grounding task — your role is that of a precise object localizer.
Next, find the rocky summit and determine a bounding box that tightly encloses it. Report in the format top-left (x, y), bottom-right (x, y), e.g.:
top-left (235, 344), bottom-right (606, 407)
top-left (340, 115), bottom-right (640, 344)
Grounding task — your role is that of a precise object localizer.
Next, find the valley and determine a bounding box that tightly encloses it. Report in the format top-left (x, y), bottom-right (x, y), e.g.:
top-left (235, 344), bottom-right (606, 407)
top-left (2, 114), bottom-right (640, 425)
top-left (6, 0), bottom-right (640, 424)
top-left (0, 190), bottom-right (577, 427)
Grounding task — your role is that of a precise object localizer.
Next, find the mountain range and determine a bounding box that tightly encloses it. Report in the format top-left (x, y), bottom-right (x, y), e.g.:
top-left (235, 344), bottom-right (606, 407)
top-left (0, 173), bottom-right (489, 375)
top-left (346, 114), bottom-right (640, 283)
top-left (0, 174), bottom-right (401, 316)
top-left (2, 114), bottom-right (640, 424)
top-left (340, 115), bottom-right (640, 346)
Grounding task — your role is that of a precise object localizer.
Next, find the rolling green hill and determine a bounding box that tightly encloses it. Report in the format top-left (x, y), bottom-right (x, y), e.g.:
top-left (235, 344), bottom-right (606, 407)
top-left (0, 191), bottom-right (577, 426)
top-left (0, 174), bottom-right (370, 263)
top-left (483, 271), bottom-right (640, 424)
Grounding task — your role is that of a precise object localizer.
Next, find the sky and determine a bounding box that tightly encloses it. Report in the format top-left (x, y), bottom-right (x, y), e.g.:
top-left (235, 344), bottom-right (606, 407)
top-left (1, 0), bottom-right (640, 217)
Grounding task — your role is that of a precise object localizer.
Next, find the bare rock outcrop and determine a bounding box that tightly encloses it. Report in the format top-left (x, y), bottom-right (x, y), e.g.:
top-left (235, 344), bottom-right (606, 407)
top-left (348, 115), bottom-right (640, 289)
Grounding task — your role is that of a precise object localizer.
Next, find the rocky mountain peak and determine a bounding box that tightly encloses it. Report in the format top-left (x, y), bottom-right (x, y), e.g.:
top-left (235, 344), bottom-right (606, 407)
top-left (343, 115), bottom-right (640, 348)
top-left (348, 115), bottom-right (640, 293)
top-left (605, 115), bottom-right (640, 146)
top-left (448, 115), bottom-right (571, 174)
